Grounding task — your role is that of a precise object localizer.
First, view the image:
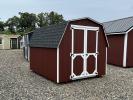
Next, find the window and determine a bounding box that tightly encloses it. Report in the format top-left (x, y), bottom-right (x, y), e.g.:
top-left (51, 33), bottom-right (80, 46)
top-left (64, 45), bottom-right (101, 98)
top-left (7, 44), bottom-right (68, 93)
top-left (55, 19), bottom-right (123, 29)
top-left (0, 38), bottom-right (2, 44)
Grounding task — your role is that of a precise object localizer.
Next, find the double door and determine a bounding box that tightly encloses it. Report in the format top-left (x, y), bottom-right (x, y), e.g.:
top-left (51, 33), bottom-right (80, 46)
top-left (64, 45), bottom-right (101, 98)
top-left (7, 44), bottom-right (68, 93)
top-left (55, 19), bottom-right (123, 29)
top-left (70, 25), bottom-right (99, 80)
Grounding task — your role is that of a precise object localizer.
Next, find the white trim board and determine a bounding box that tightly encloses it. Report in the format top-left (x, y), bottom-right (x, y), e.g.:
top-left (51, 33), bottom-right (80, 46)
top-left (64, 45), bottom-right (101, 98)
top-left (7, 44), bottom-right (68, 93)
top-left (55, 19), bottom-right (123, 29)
top-left (123, 33), bottom-right (128, 67)
top-left (107, 33), bottom-right (126, 35)
top-left (105, 47), bottom-right (107, 74)
top-left (57, 47), bottom-right (59, 83)
top-left (122, 27), bottom-right (133, 67)
top-left (71, 25), bottom-right (99, 31)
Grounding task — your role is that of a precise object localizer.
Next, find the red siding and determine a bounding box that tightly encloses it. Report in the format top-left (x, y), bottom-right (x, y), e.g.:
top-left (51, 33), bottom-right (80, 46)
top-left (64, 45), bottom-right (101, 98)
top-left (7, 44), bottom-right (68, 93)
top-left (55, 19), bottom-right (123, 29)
top-left (30, 48), bottom-right (57, 82)
top-left (127, 29), bottom-right (133, 67)
top-left (87, 30), bottom-right (96, 53)
top-left (74, 29), bottom-right (84, 53)
top-left (107, 35), bottom-right (124, 66)
top-left (59, 19), bottom-right (107, 83)
top-left (74, 56), bottom-right (83, 75)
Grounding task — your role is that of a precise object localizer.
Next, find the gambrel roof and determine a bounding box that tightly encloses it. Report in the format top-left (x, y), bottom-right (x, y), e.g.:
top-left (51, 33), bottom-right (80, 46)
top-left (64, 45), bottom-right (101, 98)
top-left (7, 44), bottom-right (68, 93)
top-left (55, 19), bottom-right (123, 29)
top-left (103, 16), bottom-right (133, 34)
top-left (30, 22), bottom-right (68, 48)
top-left (30, 17), bottom-right (109, 48)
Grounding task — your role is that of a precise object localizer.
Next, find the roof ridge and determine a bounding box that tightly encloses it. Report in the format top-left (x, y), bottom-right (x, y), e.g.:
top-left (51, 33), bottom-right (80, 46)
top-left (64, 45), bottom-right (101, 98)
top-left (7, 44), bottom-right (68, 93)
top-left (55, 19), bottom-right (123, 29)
top-left (103, 16), bottom-right (133, 23)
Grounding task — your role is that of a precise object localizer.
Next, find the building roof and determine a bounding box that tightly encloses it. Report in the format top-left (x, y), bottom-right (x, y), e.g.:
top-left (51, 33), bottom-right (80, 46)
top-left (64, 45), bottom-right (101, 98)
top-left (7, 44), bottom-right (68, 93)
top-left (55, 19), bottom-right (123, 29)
top-left (30, 22), bottom-right (68, 48)
top-left (30, 17), bottom-right (109, 48)
top-left (103, 16), bottom-right (133, 34)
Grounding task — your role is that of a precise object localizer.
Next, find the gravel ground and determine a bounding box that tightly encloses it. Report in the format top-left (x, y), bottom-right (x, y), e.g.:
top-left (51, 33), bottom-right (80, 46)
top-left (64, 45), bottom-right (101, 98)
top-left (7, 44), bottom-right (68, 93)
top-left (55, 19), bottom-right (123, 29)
top-left (0, 50), bottom-right (133, 100)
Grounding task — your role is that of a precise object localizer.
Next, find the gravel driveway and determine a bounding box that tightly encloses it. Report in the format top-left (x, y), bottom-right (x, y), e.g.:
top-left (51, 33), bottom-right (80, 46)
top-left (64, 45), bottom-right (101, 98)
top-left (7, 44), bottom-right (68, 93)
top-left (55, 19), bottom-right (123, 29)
top-left (0, 50), bottom-right (133, 100)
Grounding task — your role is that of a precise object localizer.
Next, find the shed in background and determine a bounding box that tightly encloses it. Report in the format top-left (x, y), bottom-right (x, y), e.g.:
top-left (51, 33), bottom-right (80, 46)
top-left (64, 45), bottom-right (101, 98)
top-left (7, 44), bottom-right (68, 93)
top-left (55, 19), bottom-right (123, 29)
top-left (0, 34), bottom-right (20, 49)
top-left (20, 31), bottom-right (33, 61)
top-left (103, 16), bottom-right (133, 67)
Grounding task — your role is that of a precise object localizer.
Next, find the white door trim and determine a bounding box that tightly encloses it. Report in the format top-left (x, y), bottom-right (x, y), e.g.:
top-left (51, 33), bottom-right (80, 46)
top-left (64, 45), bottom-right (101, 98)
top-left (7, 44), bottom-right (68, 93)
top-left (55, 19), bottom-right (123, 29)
top-left (71, 25), bottom-right (99, 31)
top-left (70, 24), bottom-right (99, 80)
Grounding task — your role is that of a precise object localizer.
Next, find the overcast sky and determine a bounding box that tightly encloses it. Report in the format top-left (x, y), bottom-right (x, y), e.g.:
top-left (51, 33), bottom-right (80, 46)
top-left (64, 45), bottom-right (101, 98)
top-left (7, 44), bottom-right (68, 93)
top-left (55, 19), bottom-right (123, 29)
top-left (0, 0), bottom-right (133, 22)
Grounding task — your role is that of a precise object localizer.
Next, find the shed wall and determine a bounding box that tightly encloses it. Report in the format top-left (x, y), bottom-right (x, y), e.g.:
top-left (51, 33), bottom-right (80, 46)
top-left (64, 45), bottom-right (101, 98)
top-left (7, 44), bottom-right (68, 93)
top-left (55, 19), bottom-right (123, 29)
top-left (59, 19), bottom-right (107, 83)
top-left (107, 35), bottom-right (124, 66)
top-left (30, 47), bottom-right (57, 82)
top-left (0, 34), bottom-right (20, 49)
top-left (127, 29), bottom-right (133, 67)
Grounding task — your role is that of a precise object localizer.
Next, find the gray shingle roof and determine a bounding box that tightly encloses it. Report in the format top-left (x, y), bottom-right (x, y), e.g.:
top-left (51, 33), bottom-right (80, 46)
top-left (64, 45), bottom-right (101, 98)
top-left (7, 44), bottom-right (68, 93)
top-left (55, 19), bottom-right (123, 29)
top-left (103, 16), bottom-right (133, 34)
top-left (30, 22), bottom-right (68, 48)
top-left (30, 17), bottom-right (109, 48)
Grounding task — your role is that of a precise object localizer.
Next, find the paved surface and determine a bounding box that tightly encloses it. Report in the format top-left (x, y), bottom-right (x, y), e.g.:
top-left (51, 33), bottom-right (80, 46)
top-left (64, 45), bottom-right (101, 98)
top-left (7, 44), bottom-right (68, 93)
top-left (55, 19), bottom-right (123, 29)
top-left (0, 50), bottom-right (133, 100)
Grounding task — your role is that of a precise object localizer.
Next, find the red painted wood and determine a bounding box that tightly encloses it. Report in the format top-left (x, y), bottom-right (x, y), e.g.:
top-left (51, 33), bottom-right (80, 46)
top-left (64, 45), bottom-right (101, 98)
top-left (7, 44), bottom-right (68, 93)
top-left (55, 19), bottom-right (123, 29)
top-left (73, 56), bottom-right (83, 75)
top-left (30, 18), bottom-right (107, 83)
top-left (59, 19), bottom-right (107, 83)
top-left (30, 48), bottom-right (57, 82)
top-left (87, 30), bottom-right (96, 53)
top-left (87, 55), bottom-right (95, 74)
top-left (107, 35), bottom-right (124, 66)
top-left (74, 29), bottom-right (84, 53)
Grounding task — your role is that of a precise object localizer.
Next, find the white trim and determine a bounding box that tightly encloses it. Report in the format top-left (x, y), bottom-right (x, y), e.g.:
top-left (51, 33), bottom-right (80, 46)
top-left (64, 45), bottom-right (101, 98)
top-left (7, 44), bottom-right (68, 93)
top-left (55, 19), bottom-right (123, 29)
top-left (25, 47), bottom-right (28, 59)
top-left (71, 28), bottom-right (74, 77)
top-left (95, 30), bottom-right (99, 73)
top-left (28, 46), bottom-right (30, 61)
top-left (123, 33), bottom-right (128, 67)
top-left (71, 25), bottom-right (99, 31)
top-left (127, 27), bottom-right (133, 33)
top-left (70, 25), bottom-right (99, 80)
top-left (83, 29), bottom-right (87, 73)
top-left (107, 32), bottom-right (126, 35)
top-left (57, 22), bottom-right (69, 48)
top-left (105, 47), bottom-right (107, 74)
top-left (57, 47), bottom-right (59, 83)
top-left (106, 27), bottom-right (133, 35)
top-left (122, 27), bottom-right (133, 67)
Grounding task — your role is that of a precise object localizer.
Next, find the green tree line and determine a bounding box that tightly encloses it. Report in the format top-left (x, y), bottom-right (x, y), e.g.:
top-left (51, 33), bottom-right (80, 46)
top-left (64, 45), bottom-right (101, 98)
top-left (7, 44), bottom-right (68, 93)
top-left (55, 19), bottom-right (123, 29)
top-left (0, 11), bottom-right (65, 35)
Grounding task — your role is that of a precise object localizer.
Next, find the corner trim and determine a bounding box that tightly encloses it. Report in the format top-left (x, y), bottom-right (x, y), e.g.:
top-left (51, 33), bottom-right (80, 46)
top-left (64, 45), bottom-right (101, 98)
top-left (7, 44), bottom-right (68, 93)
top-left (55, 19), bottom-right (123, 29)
top-left (105, 47), bottom-right (107, 74)
top-left (57, 47), bottom-right (59, 83)
top-left (122, 27), bottom-right (133, 67)
top-left (123, 33), bottom-right (128, 67)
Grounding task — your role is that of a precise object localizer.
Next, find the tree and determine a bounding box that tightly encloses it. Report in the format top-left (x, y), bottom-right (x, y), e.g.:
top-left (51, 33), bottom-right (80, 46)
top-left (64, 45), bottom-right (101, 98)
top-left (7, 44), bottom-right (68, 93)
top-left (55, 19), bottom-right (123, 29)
top-left (19, 12), bottom-right (37, 32)
top-left (1, 11), bottom-right (65, 35)
top-left (0, 21), bottom-right (5, 31)
top-left (37, 11), bottom-right (65, 27)
top-left (48, 11), bottom-right (65, 25)
top-left (6, 16), bottom-right (20, 33)
top-left (37, 12), bottom-right (49, 27)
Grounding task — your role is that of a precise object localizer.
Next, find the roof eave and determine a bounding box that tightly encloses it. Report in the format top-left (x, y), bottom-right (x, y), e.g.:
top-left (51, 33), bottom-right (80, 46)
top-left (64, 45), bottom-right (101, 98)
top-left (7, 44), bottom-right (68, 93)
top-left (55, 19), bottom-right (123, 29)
top-left (106, 32), bottom-right (126, 35)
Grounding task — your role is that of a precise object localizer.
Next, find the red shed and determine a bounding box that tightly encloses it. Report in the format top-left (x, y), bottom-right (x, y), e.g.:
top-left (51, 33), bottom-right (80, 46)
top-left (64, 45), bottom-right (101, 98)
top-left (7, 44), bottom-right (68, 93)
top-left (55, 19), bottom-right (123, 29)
top-left (103, 16), bottom-right (133, 67)
top-left (29, 18), bottom-right (109, 83)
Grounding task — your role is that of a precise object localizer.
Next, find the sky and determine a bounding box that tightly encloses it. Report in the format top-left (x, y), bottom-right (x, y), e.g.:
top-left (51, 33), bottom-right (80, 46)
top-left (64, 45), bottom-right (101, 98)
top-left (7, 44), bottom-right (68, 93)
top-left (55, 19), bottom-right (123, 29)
top-left (0, 0), bottom-right (133, 22)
